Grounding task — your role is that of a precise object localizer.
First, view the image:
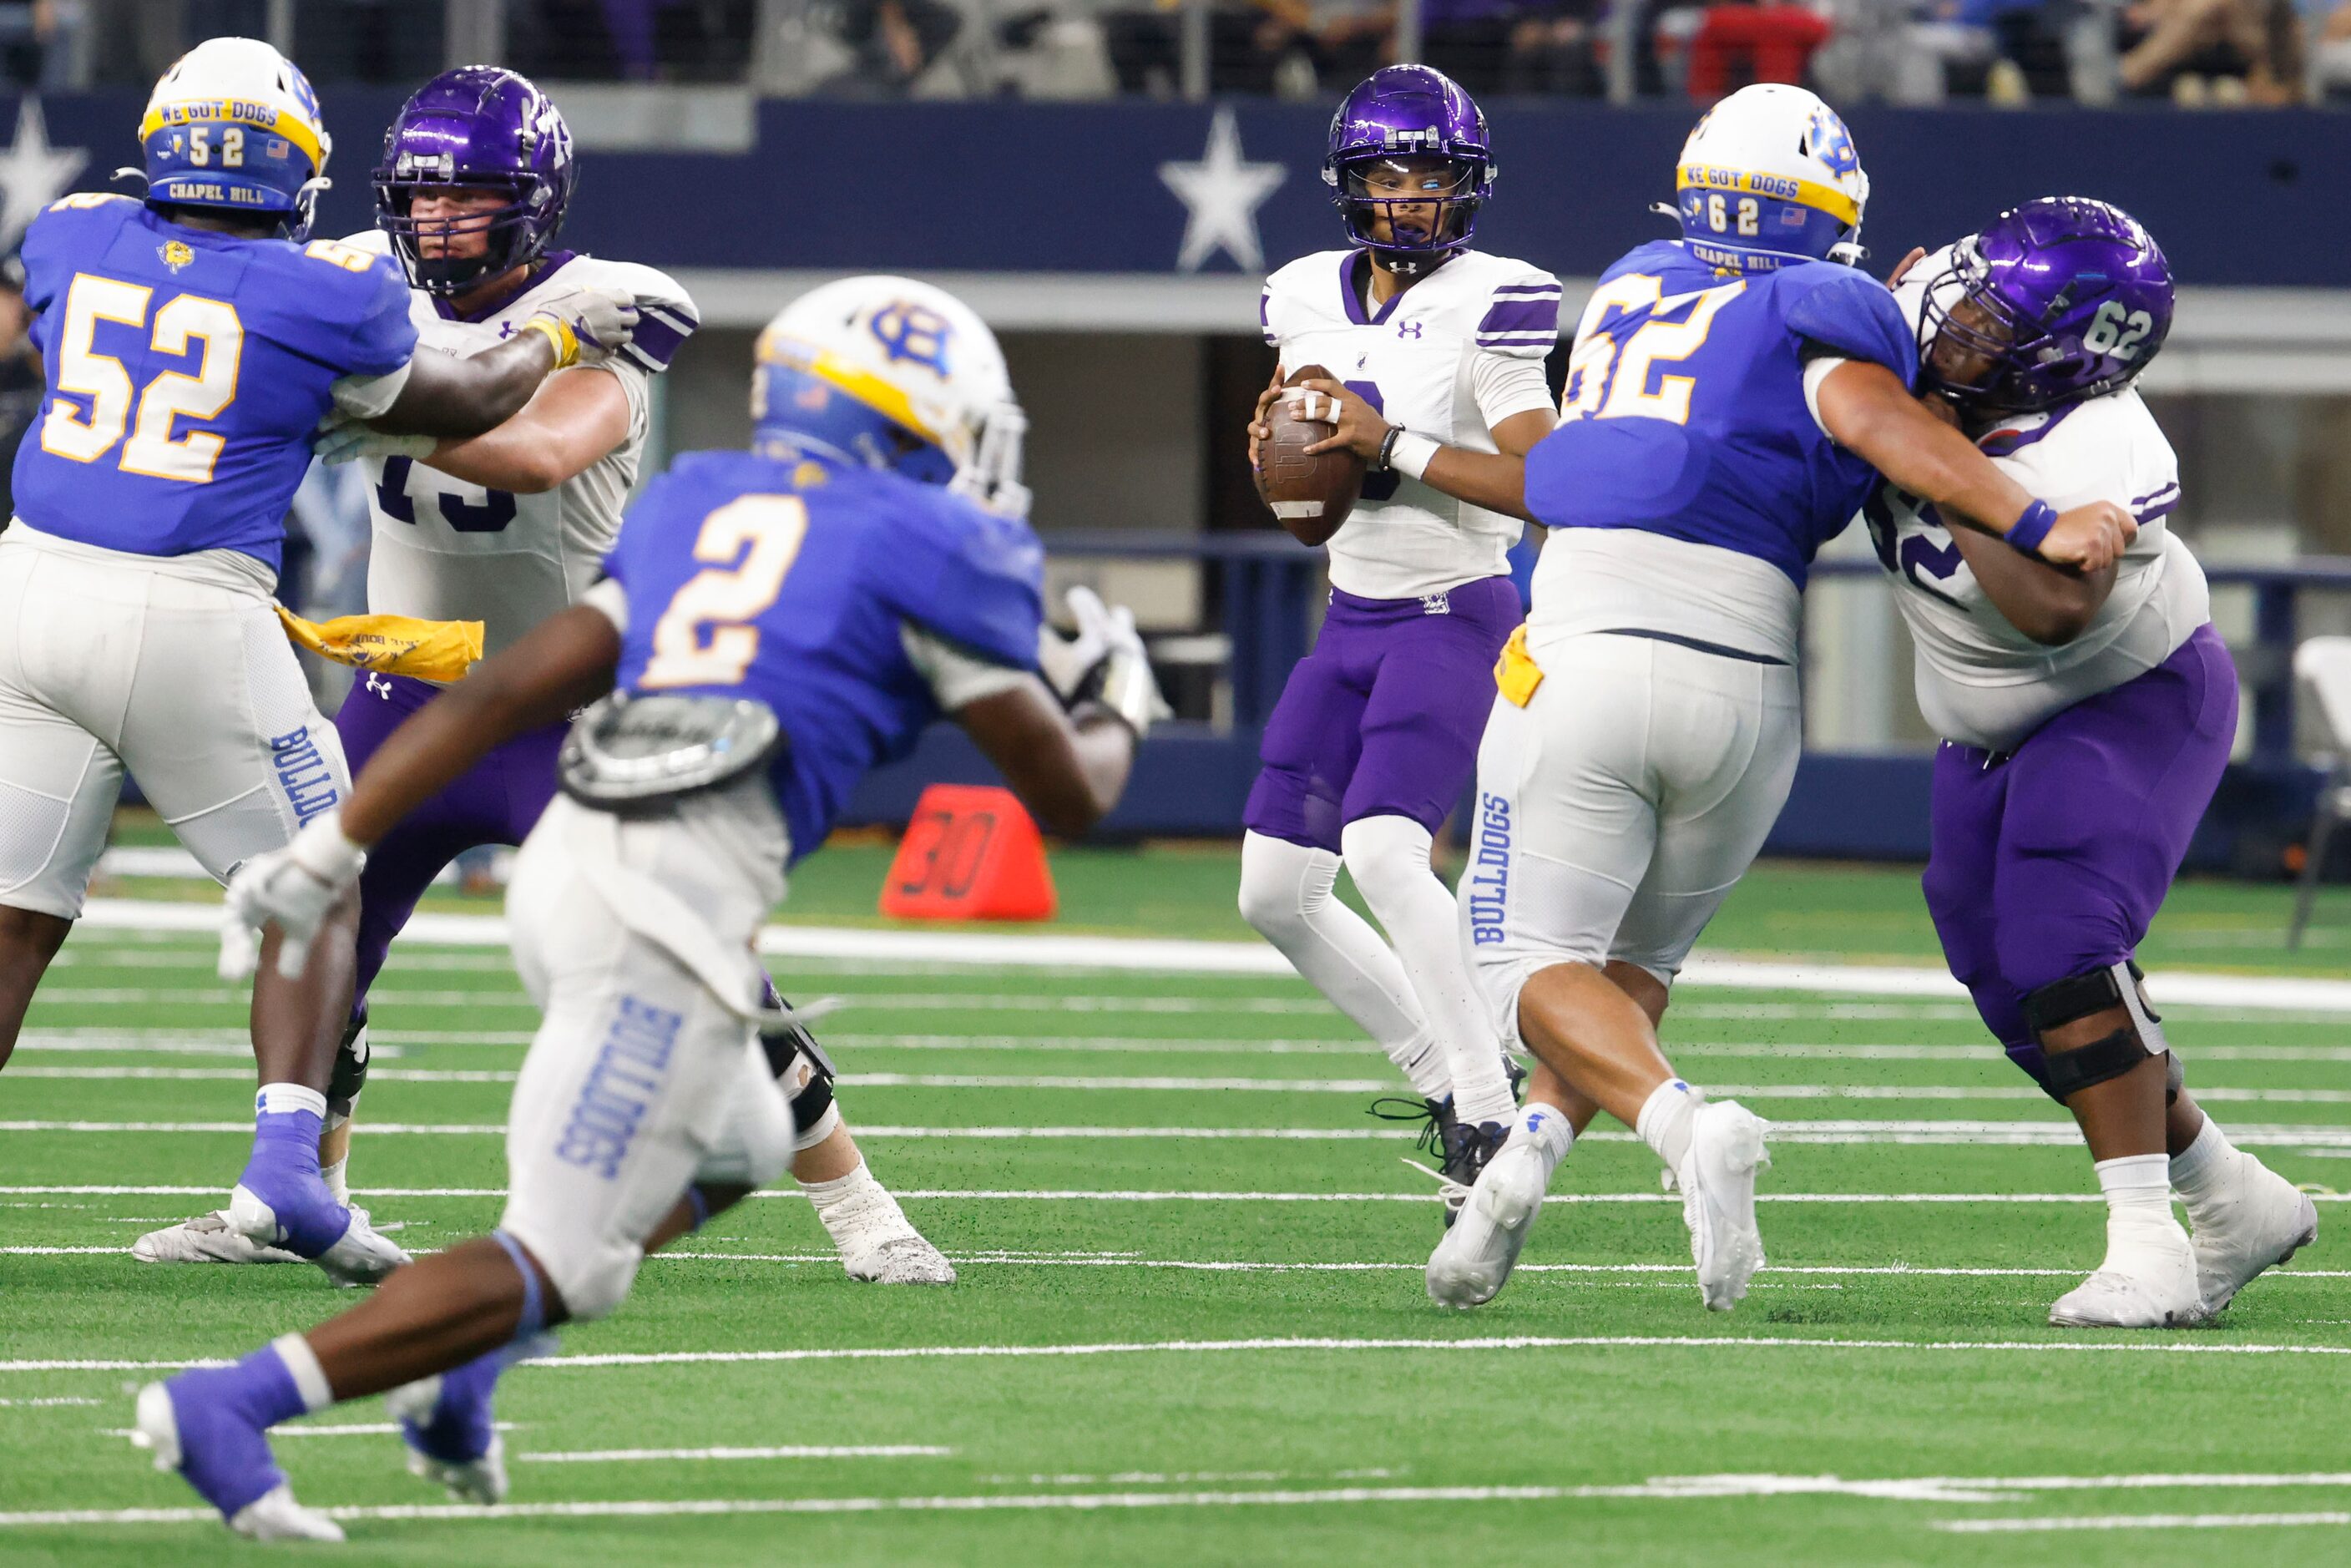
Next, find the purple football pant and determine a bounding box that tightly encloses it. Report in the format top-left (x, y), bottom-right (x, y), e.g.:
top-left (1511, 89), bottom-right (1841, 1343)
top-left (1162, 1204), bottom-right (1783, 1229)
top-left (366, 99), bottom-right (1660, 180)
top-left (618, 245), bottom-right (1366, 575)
top-left (332, 672), bottom-right (567, 1006)
top-left (1243, 577), bottom-right (1519, 852)
top-left (1921, 623), bottom-right (2237, 1093)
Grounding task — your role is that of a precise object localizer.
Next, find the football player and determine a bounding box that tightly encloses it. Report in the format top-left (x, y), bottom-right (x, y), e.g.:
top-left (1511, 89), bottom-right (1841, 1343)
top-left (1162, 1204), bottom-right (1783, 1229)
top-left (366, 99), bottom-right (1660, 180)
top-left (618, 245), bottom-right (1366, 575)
top-left (137, 276), bottom-right (1160, 1540)
top-left (1868, 199), bottom-right (2313, 1327)
top-left (1425, 84), bottom-right (2137, 1312)
top-left (0, 38), bottom-right (639, 1286)
top-left (133, 66), bottom-right (956, 1287)
top-left (1240, 64), bottom-right (1560, 1216)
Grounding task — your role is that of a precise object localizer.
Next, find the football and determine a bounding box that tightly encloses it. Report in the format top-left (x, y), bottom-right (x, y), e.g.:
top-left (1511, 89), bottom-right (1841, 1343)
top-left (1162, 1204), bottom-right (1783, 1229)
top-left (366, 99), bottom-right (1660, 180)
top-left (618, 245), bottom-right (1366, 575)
top-left (1255, 364), bottom-right (1364, 546)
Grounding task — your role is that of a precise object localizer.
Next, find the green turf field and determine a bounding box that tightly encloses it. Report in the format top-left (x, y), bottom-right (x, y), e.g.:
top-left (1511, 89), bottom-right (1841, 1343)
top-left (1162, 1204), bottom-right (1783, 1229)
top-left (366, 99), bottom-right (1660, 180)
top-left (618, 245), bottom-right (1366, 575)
top-left (5, 842), bottom-right (2349, 1564)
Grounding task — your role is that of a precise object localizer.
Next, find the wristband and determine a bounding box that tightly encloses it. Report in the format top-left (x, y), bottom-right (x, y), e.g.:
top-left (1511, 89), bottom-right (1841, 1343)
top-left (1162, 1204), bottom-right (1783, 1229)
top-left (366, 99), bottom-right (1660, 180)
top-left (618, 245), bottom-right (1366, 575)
top-left (1372, 425), bottom-right (1403, 473)
top-left (2007, 498), bottom-right (2058, 557)
top-left (518, 314), bottom-right (578, 370)
top-left (1388, 432), bottom-right (1439, 482)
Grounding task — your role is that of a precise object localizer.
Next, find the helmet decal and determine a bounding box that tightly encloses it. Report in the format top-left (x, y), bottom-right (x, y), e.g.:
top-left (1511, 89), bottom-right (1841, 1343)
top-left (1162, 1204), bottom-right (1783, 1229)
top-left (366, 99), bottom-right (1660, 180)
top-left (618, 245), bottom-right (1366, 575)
top-left (1671, 84), bottom-right (1869, 272)
top-left (868, 302), bottom-right (954, 377)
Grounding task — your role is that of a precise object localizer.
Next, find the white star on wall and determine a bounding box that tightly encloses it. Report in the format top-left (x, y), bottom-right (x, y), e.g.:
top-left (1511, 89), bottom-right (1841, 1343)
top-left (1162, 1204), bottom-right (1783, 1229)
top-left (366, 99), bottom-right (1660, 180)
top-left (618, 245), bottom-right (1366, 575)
top-left (0, 99), bottom-right (87, 255)
top-left (1159, 108), bottom-right (1285, 274)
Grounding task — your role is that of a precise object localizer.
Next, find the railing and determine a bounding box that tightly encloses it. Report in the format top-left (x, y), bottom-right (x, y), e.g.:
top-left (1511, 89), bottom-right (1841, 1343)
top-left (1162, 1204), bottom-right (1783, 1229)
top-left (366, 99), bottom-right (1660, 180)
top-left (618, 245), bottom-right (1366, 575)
top-left (1044, 531), bottom-right (2351, 771)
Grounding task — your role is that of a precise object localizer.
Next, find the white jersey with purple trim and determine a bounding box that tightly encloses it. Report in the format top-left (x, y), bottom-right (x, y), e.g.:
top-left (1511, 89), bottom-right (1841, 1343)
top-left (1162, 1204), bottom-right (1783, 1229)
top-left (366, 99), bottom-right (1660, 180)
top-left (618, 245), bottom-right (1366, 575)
top-left (1862, 386), bottom-right (2206, 754)
top-left (343, 233), bottom-right (699, 660)
top-left (1261, 248), bottom-right (1558, 600)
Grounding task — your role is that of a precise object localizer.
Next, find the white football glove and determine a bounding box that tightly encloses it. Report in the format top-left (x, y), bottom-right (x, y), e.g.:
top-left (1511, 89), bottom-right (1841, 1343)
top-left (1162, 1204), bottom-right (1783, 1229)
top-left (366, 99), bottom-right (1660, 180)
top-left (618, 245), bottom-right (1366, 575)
top-left (220, 813), bottom-right (368, 983)
top-left (524, 285), bottom-right (640, 368)
top-left (1042, 585), bottom-right (1170, 736)
top-left (312, 415), bottom-right (435, 468)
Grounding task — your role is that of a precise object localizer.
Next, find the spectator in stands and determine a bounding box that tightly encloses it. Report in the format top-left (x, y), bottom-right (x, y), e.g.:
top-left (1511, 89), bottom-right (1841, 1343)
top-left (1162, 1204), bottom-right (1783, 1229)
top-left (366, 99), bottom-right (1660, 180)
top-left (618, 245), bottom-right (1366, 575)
top-left (824, 0), bottom-right (966, 91)
top-left (1418, 0), bottom-right (1601, 95)
top-left (2118, 0), bottom-right (2303, 100)
top-left (0, 0), bottom-right (83, 88)
top-left (1681, 0), bottom-right (1833, 99)
top-left (1105, 0), bottom-right (1312, 96)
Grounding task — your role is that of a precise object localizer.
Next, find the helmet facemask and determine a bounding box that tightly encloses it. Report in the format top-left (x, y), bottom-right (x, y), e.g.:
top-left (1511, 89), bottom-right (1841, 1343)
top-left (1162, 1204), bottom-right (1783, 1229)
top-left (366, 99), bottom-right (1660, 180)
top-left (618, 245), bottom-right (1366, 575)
top-left (1917, 241), bottom-right (2133, 417)
top-left (377, 165), bottom-right (562, 296)
top-left (1334, 152), bottom-right (1484, 274)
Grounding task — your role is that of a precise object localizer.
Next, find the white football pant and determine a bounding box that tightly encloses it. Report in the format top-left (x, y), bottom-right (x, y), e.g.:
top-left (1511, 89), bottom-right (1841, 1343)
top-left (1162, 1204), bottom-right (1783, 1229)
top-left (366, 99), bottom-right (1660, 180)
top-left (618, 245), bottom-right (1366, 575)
top-left (0, 524), bottom-right (348, 918)
top-left (500, 785), bottom-right (796, 1321)
top-left (1462, 630), bottom-right (1801, 1049)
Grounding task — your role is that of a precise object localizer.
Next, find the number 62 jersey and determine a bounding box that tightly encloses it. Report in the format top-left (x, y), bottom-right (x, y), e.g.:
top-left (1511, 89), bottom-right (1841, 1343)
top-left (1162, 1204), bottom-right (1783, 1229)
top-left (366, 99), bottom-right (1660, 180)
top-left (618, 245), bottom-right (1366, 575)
top-left (348, 231), bottom-right (698, 659)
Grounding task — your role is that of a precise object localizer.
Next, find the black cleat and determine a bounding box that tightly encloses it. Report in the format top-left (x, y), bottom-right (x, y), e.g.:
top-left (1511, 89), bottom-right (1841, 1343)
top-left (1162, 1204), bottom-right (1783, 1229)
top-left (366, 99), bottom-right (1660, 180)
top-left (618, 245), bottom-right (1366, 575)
top-left (1437, 1119), bottom-right (1511, 1227)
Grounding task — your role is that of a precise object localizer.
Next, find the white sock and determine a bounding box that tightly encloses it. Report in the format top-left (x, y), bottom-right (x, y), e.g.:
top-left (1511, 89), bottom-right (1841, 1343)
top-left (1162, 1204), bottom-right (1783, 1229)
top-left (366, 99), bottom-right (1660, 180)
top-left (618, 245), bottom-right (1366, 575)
top-left (255, 1082), bottom-right (327, 1119)
top-left (1339, 816), bottom-right (1516, 1125)
top-left (1240, 831), bottom-right (1449, 1100)
top-left (1508, 1102), bottom-right (1575, 1182)
top-left (270, 1333), bottom-right (334, 1413)
top-left (319, 1157), bottom-right (350, 1206)
top-left (1637, 1080), bottom-right (1701, 1172)
top-left (2169, 1117), bottom-right (2241, 1222)
top-left (2095, 1153), bottom-right (2177, 1247)
top-left (801, 1161), bottom-right (909, 1244)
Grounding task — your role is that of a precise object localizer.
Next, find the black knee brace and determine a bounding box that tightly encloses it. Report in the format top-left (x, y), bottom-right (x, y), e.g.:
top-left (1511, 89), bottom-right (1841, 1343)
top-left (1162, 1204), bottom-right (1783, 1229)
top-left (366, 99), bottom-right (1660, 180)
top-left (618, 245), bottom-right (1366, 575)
top-left (2023, 961), bottom-right (2178, 1103)
top-left (760, 998), bottom-right (838, 1136)
top-left (326, 1008), bottom-right (370, 1113)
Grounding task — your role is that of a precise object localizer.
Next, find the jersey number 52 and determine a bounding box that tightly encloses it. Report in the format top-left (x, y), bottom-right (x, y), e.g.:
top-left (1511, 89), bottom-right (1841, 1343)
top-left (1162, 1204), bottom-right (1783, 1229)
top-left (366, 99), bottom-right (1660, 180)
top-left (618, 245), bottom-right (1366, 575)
top-left (39, 274), bottom-right (242, 484)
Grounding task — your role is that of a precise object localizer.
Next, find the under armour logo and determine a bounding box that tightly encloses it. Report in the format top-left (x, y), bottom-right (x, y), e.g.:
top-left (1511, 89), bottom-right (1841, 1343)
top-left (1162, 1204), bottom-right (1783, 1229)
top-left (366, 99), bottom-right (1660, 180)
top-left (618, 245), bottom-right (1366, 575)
top-left (1397, 321), bottom-right (1423, 340)
top-left (367, 673), bottom-right (392, 698)
top-left (1420, 592), bottom-right (1451, 615)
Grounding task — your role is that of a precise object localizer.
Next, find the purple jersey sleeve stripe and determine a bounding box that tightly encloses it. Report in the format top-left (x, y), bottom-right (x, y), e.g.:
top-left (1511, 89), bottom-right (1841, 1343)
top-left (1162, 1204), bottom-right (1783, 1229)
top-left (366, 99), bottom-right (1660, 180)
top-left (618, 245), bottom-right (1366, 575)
top-left (1490, 282), bottom-right (1562, 296)
top-left (1259, 289), bottom-right (1275, 345)
top-left (1478, 299), bottom-right (1560, 336)
top-left (2134, 498), bottom-right (2179, 524)
top-left (2131, 482), bottom-right (2182, 508)
top-left (643, 302), bottom-right (699, 336)
top-left (625, 311), bottom-right (690, 370)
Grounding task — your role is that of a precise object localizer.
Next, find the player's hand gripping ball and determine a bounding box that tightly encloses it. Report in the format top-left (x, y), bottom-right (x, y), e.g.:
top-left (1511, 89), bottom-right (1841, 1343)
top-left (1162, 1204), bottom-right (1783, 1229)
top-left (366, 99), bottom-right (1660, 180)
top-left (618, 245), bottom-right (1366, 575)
top-left (1252, 365), bottom-right (1365, 547)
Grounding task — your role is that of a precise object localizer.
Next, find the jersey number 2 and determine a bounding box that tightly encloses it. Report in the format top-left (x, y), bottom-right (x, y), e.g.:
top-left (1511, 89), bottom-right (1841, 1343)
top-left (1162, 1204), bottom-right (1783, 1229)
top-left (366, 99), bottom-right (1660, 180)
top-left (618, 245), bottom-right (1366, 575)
top-left (640, 494), bottom-right (809, 688)
top-left (40, 274), bottom-right (243, 483)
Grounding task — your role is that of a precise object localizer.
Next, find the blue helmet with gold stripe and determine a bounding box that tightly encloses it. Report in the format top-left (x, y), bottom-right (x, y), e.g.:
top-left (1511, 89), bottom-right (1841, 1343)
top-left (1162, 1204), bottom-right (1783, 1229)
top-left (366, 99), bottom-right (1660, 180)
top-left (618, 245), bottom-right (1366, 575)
top-left (1672, 84), bottom-right (1868, 274)
top-left (139, 38), bottom-right (331, 240)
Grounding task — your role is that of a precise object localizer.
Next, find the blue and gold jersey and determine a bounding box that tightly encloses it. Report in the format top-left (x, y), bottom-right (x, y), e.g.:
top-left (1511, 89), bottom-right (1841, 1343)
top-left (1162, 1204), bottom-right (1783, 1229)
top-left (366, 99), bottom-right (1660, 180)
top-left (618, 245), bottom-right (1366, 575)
top-left (605, 450), bottom-right (1044, 859)
top-left (12, 195), bottom-right (416, 569)
top-left (1525, 239), bottom-right (1916, 588)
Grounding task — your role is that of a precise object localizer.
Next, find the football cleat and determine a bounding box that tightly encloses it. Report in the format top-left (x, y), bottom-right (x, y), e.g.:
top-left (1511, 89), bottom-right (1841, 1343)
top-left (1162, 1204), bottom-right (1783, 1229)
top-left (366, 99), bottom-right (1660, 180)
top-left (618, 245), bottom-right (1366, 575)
top-left (230, 1186), bottom-right (411, 1288)
top-left (1678, 1100), bottom-right (1770, 1312)
top-left (842, 1232), bottom-right (958, 1285)
top-left (1433, 1118), bottom-right (1511, 1226)
top-left (2049, 1217), bottom-right (2200, 1328)
top-left (387, 1359), bottom-right (509, 1505)
top-left (2186, 1156), bottom-right (2318, 1318)
top-left (132, 1210), bottom-right (303, 1267)
top-left (1425, 1139), bottom-right (1547, 1310)
top-left (131, 1378), bottom-right (341, 1542)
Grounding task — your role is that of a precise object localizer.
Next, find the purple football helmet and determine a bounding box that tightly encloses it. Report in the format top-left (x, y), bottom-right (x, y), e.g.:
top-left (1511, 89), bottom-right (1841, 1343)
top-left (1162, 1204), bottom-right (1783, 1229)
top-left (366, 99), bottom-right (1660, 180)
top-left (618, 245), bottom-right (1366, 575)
top-left (374, 67), bottom-right (575, 296)
top-left (1919, 196), bottom-right (2173, 415)
top-left (1323, 64), bottom-right (1494, 274)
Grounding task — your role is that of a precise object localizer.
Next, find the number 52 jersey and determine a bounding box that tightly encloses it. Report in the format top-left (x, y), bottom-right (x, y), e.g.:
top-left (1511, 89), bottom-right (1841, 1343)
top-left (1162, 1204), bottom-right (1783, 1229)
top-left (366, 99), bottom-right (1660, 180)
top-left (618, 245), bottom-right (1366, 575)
top-left (11, 195), bottom-right (418, 569)
top-left (347, 231), bottom-right (698, 660)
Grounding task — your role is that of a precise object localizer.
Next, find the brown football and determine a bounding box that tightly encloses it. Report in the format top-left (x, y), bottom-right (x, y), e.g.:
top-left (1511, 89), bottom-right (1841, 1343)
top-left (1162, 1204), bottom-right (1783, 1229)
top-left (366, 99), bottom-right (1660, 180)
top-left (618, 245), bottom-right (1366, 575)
top-left (1255, 364), bottom-right (1363, 547)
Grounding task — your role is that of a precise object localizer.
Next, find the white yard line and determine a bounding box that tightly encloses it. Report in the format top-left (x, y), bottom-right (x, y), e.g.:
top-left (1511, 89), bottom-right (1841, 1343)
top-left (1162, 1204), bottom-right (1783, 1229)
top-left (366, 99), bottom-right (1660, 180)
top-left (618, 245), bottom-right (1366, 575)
top-left (68, 898), bottom-right (2351, 1014)
top-left (1938, 1512), bottom-right (2351, 1533)
top-left (518, 1445), bottom-right (953, 1463)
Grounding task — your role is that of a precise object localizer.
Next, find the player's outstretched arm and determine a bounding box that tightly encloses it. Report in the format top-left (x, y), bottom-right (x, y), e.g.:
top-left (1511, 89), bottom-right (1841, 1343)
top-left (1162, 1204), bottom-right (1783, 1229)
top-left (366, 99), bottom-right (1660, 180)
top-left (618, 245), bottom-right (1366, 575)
top-left (1812, 358), bottom-right (2136, 574)
top-left (959, 683), bottom-right (1137, 837)
top-left (365, 287), bottom-right (641, 441)
top-left (325, 369), bottom-right (633, 493)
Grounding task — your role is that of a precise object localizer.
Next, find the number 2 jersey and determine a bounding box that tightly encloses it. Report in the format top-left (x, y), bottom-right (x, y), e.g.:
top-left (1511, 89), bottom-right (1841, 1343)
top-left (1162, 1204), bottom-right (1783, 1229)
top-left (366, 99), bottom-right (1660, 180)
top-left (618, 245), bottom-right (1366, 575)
top-left (1260, 248), bottom-right (1559, 599)
top-left (11, 195), bottom-right (418, 569)
top-left (346, 232), bottom-right (697, 659)
top-left (1523, 238), bottom-right (1916, 664)
top-left (593, 450), bottom-right (1045, 860)
top-left (1858, 254), bottom-right (2206, 754)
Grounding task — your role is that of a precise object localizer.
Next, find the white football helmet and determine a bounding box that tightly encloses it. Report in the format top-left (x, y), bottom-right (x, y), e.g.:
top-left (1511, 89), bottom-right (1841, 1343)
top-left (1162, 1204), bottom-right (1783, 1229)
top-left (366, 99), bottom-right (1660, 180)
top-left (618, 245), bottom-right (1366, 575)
top-left (139, 37), bottom-right (332, 240)
top-left (753, 276), bottom-right (1030, 518)
top-left (1672, 83), bottom-right (1868, 272)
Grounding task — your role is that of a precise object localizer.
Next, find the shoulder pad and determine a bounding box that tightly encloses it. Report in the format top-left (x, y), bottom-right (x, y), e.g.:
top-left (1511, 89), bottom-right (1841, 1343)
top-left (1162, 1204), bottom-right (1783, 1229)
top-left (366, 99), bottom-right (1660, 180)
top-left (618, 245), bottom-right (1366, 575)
top-left (1778, 266), bottom-right (1918, 383)
top-left (561, 256), bottom-right (700, 374)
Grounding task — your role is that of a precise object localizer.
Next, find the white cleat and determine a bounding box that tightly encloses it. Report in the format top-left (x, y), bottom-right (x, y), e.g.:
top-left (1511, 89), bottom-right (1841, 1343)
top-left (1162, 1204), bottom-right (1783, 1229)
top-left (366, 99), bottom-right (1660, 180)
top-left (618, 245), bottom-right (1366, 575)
top-left (2050, 1216), bottom-right (2200, 1328)
top-left (311, 1206), bottom-right (411, 1288)
top-left (1678, 1100), bottom-right (1770, 1312)
top-left (227, 1483), bottom-right (346, 1543)
top-left (1425, 1141), bottom-right (1547, 1310)
top-left (842, 1232), bottom-right (957, 1285)
top-left (132, 1210), bottom-right (303, 1267)
top-left (2189, 1158), bottom-right (2318, 1318)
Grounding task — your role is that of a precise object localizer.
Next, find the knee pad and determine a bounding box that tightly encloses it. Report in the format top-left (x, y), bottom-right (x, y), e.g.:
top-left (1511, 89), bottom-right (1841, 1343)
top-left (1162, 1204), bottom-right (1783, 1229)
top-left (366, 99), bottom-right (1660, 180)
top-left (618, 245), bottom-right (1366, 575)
top-left (326, 1009), bottom-right (370, 1115)
top-left (2023, 960), bottom-right (2177, 1102)
top-left (760, 1002), bottom-right (840, 1152)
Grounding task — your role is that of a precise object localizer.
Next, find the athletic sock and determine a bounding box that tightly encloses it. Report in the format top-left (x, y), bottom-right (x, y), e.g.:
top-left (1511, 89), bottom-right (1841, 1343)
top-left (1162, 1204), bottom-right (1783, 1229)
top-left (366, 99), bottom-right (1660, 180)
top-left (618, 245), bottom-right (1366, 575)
top-left (319, 1157), bottom-right (351, 1207)
top-left (247, 1085), bottom-right (328, 1189)
top-left (1508, 1102), bottom-right (1575, 1182)
top-left (1391, 1031), bottom-right (1453, 1101)
top-left (2094, 1153), bottom-right (2180, 1262)
top-left (1636, 1079), bottom-right (1701, 1173)
top-left (802, 1161), bottom-right (910, 1246)
top-left (2169, 1118), bottom-right (2242, 1225)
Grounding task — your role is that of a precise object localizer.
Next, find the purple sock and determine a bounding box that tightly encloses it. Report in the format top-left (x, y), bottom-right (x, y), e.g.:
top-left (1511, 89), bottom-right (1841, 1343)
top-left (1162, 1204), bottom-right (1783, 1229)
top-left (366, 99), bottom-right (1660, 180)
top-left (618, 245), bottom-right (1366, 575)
top-left (162, 1341), bottom-right (319, 1518)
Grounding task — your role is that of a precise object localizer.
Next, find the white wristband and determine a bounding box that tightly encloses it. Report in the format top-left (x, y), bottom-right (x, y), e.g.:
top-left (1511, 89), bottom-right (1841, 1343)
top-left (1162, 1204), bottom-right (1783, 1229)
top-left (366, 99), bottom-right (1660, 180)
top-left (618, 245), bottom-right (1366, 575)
top-left (1388, 432), bottom-right (1439, 482)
